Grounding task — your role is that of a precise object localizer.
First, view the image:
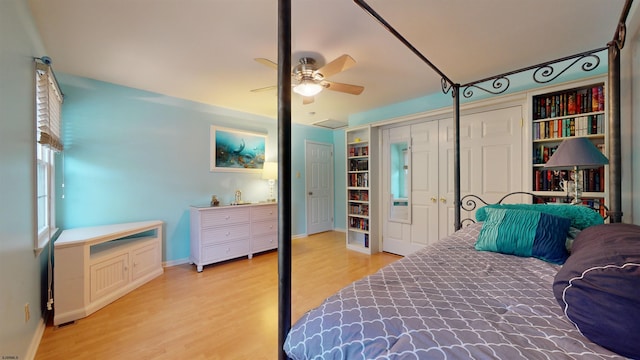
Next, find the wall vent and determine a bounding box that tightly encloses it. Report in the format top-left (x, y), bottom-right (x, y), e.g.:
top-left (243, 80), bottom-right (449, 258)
top-left (311, 119), bottom-right (348, 129)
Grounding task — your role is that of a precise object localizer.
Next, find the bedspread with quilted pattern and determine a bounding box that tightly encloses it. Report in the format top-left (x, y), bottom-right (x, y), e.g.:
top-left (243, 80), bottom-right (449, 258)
top-left (284, 223), bottom-right (627, 360)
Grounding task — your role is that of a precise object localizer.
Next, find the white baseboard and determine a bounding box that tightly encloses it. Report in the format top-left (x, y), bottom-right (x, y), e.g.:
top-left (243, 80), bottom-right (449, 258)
top-left (163, 257), bottom-right (190, 267)
top-left (25, 312), bottom-right (48, 360)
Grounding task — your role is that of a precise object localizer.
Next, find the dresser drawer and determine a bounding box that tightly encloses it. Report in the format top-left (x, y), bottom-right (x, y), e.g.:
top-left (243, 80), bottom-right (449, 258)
top-left (202, 239), bottom-right (250, 263)
top-left (252, 234), bottom-right (277, 253)
top-left (201, 207), bottom-right (250, 227)
top-left (252, 219), bottom-right (277, 236)
top-left (251, 205), bottom-right (278, 221)
top-left (202, 224), bottom-right (251, 245)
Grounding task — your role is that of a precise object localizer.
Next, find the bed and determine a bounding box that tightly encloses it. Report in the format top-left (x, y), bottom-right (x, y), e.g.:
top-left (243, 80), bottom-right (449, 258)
top-left (274, 1), bottom-right (634, 358)
top-left (284, 200), bottom-right (640, 359)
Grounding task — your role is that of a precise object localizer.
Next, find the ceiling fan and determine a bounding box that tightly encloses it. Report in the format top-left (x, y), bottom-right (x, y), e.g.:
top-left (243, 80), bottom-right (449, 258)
top-left (251, 54), bottom-right (364, 105)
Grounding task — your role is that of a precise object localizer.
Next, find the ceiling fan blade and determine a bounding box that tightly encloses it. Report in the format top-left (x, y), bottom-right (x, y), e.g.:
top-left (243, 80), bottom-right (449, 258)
top-left (317, 54), bottom-right (356, 78)
top-left (324, 81), bottom-right (364, 95)
top-left (250, 85), bottom-right (277, 92)
top-left (302, 96), bottom-right (315, 105)
top-left (254, 58), bottom-right (278, 70)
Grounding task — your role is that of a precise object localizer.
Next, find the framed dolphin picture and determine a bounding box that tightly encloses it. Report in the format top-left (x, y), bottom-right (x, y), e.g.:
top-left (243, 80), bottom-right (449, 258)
top-left (210, 126), bottom-right (266, 172)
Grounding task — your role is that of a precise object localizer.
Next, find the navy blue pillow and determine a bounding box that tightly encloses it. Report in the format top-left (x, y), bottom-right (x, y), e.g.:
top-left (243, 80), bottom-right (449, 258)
top-left (475, 208), bottom-right (571, 264)
top-left (553, 223), bottom-right (640, 359)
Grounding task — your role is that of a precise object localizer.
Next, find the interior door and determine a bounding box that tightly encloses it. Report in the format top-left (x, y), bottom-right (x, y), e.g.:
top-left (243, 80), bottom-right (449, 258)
top-left (381, 121), bottom-right (439, 255)
top-left (439, 105), bottom-right (524, 237)
top-left (379, 104), bottom-right (524, 254)
top-left (306, 141), bottom-right (334, 235)
top-left (409, 121), bottom-right (440, 248)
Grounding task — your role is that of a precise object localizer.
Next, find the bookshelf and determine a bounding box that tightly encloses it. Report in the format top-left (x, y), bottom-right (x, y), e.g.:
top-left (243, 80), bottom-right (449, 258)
top-left (531, 80), bottom-right (607, 216)
top-left (346, 125), bottom-right (378, 254)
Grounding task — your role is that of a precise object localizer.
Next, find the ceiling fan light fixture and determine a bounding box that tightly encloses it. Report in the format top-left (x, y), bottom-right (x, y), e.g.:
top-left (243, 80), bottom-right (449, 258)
top-left (293, 80), bottom-right (323, 97)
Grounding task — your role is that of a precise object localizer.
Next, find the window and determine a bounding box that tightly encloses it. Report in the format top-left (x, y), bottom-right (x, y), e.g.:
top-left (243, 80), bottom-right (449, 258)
top-left (35, 60), bottom-right (63, 251)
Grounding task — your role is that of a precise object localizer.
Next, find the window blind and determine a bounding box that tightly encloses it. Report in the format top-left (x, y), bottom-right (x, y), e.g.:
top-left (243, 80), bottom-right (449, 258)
top-left (36, 61), bottom-right (64, 151)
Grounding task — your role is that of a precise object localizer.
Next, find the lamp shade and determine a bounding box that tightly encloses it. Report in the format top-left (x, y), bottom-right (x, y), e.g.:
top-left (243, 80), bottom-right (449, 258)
top-left (261, 161), bottom-right (278, 180)
top-left (544, 137), bottom-right (609, 170)
top-left (293, 80), bottom-right (323, 97)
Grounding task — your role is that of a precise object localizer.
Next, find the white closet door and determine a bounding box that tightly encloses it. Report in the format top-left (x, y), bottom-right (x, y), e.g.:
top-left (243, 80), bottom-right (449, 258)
top-left (380, 104), bottom-right (523, 254)
top-left (439, 105), bottom-right (524, 236)
top-left (410, 121), bottom-right (440, 248)
top-left (382, 121), bottom-right (441, 255)
top-left (381, 126), bottom-right (416, 255)
top-left (439, 116), bottom-right (473, 239)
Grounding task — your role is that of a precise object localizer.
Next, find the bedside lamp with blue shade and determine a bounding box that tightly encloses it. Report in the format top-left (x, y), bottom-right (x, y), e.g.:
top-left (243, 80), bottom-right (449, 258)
top-left (544, 137), bottom-right (609, 204)
top-left (261, 161), bottom-right (278, 202)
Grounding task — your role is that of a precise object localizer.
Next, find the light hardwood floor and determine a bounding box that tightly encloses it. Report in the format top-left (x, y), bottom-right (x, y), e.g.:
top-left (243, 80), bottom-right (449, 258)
top-left (35, 231), bottom-right (401, 360)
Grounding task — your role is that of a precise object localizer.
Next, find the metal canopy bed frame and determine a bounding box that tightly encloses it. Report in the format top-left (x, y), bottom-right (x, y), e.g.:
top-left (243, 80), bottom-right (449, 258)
top-left (275, 0), bottom-right (635, 358)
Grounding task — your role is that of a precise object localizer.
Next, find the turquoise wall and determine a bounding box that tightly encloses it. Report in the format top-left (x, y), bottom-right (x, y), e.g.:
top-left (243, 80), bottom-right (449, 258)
top-left (289, 124), bottom-right (335, 234)
top-left (58, 74), bottom-right (333, 263)
top-left (333, 130), bottom-right (346, 230)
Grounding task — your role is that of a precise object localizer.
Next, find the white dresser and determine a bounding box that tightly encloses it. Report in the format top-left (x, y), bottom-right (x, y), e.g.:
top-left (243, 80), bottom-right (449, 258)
top-left (190, 203), bottom-right (278, 272)
top-left (54, 220), bottom-right (164, 325)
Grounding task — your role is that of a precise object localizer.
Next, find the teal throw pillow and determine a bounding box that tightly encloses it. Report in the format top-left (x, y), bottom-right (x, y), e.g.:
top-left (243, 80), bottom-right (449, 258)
top-left (475, 208), bottom-right (572, 264)
top-left (475, 203), bottom-right (603, 230)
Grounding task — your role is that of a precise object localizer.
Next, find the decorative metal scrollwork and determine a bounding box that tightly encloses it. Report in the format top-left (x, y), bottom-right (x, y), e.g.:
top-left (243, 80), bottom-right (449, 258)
top-left (533, 53), bottom-right (601, 84)
top-left (458, 192), bottom-right (552, 225)
top-left (615, 22), bottom-right (626, 50)
top-left (460, 194), bottom-right (490, 212)
top-left (462, 76), bottom-right (510, 98)
top-left (441, 78), bottom-right (453, 95)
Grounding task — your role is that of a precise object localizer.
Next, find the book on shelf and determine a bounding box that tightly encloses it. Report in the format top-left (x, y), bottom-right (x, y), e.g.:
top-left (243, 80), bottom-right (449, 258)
top-left (532, 114), bottom-right (605, 140)
top-left (533, 84), bottom-right (605, 121)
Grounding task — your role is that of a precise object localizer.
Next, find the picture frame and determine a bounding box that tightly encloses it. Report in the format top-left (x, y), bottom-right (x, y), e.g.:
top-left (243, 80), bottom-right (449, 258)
top-left (210, 126), bottom-right (267, 172)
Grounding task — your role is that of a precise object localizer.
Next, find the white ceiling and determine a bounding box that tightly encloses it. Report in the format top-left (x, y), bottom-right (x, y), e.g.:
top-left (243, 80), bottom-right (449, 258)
top-left (27, 0), bottom-right (626, 126)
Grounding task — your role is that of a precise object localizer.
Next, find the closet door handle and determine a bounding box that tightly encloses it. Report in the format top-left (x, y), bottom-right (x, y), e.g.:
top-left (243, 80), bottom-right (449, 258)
top-left (440, 197), bottom-right (447, 203)
top-left (430, 197), bottom-right (437, 203)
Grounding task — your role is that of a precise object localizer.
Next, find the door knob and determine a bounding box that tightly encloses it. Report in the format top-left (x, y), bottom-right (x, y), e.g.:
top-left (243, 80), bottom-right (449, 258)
top-left (440, 197), bottom-right (446, 203)
top-left (430, 197), bottom-right (437, 203)
top-left (308, 192), bottom-right (313, 195)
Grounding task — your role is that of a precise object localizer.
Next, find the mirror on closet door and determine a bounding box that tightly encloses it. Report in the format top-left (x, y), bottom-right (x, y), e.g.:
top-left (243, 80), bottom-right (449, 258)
top-left (389, 139), bottom-right (411, 223)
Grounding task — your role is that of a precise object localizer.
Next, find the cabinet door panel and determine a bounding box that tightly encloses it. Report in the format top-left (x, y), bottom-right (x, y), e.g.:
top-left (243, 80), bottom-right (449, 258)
top-left (90, 253), bottom-right (129, 302)
top-left (131, 241), bottom-right (160, 281)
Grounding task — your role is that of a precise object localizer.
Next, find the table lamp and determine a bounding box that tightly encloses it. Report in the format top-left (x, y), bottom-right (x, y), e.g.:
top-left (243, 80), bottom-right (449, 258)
top-left (261, 161), bottom-right (278, 202)
top-left (544, 137), bottom-right (609, 204)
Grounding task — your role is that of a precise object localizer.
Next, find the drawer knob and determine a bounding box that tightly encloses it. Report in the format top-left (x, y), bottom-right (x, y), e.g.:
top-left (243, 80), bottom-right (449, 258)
top-left (225, 215), bottom-right (231, 220)
top-left (225, 231), bottom-right (231, 236)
